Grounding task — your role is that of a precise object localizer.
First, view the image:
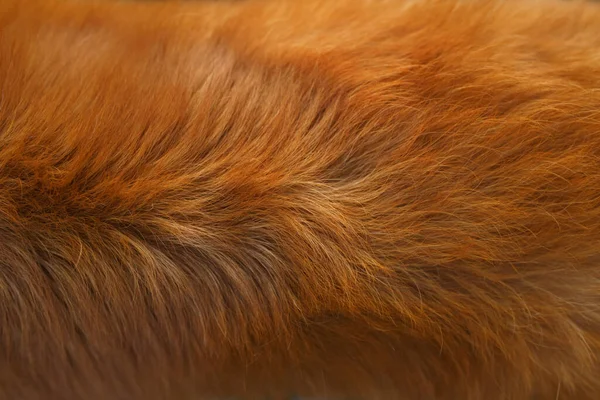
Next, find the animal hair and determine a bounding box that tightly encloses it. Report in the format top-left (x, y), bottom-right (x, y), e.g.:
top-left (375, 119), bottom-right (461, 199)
top-left (1, 0), bottom-right (600, 399)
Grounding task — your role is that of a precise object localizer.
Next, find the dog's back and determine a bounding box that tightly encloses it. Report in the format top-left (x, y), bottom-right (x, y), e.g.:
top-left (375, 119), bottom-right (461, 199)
top-left (1, 0), bottom-right (600, 399)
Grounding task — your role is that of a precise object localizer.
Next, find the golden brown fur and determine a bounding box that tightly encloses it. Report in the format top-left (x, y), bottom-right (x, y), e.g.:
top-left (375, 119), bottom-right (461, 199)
top-left (2, 0), bottom-right (600, 398)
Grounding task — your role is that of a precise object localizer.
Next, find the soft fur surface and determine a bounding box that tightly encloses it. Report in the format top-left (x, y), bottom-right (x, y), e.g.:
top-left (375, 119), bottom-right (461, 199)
top-left (1, 0), bottom-right (600, 399)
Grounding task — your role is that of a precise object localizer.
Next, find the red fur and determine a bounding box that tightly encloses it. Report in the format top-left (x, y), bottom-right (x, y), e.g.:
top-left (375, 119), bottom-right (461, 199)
top-left (1, 0), bottom-right (600, 399)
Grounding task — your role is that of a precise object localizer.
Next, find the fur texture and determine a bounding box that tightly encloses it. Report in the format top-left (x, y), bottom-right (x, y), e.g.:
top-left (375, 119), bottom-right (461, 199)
top-left (1, 0), bottom-right (600, 399)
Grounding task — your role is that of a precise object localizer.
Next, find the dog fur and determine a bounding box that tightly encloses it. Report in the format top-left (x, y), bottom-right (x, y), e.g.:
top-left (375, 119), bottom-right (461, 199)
top-left (1, 0), bottom-right (600, 399)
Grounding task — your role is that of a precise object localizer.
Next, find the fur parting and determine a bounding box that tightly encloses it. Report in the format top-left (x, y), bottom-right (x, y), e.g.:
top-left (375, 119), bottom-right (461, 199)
top-left (1, 0), bottom-right (600, 399)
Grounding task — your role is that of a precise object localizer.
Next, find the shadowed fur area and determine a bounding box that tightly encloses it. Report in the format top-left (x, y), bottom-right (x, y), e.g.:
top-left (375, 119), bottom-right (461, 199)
top-left (1, 0), bottom-right (600, 399)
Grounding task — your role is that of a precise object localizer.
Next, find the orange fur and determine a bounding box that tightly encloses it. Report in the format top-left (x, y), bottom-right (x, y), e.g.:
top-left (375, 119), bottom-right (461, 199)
top-left (1, 0), bottom-right (600, 399)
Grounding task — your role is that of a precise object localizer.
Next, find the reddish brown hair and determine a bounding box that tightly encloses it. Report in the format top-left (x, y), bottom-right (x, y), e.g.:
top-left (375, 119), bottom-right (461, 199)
top-left (1, 0), bottom-right (600, 399)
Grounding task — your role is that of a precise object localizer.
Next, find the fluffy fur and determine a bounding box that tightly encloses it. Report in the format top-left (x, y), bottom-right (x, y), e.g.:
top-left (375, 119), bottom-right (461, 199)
top-left (1, 0), bottom-right (600, 399)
